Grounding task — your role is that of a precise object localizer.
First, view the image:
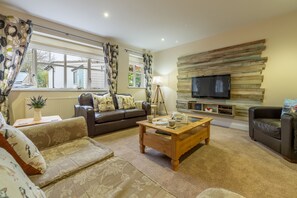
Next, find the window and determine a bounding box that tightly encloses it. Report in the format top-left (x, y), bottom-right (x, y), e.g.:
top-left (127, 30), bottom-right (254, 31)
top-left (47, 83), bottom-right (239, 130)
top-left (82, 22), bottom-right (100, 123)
top-left (66, 55), bottom-right (88, 89)
top-left (37, 50), bottom-right (64, 88)
top-left (128, 54), bottom-right (145, 88)
top-left (13, 32), bottom-right (107, 90)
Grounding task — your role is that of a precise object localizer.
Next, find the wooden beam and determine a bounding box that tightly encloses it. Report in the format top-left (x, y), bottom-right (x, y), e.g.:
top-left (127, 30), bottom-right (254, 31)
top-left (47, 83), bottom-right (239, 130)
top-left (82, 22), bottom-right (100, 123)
top-left (178, 39), bottom-right (265, 63)
top-left (178, 59), bottom-right (267, 73)
top-left (178, 46), bottom-right (266, 66)
top-left (178, 64), bottom-right (266, 79)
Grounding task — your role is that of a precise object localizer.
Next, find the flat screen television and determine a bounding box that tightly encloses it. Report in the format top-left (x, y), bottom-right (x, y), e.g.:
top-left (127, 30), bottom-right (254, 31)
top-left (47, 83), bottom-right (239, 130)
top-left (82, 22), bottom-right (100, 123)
top-left (192, 74), bottom-right (231, 99)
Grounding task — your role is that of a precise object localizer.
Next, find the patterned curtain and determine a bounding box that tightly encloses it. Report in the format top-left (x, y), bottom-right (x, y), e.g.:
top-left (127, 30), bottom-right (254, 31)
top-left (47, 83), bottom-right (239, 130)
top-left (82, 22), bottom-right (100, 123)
top-left (103, 43), bottom-right (119, 94)
top-left (0, 15), bottom-right (32, 122)
top-left (143, 53), bottom-right (153, 103)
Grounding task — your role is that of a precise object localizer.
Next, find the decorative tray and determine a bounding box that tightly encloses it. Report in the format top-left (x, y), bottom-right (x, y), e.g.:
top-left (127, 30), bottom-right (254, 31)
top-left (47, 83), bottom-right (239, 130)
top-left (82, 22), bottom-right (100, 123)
top-left (152, 118), bottom-right (168, 126)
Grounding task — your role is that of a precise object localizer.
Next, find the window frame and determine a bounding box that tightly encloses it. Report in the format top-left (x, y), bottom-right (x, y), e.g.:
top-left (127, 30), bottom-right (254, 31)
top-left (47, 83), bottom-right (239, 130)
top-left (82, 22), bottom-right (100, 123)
top-left (13, 40), bottom-right (108, 91)
top-left (128, 54), bottom-right (145, 89)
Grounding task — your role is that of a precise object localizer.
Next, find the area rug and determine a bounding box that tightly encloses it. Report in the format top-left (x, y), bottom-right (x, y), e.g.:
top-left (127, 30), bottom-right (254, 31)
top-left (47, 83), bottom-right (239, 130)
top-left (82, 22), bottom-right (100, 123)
top-left (94, 125), bottom-right (297, 198)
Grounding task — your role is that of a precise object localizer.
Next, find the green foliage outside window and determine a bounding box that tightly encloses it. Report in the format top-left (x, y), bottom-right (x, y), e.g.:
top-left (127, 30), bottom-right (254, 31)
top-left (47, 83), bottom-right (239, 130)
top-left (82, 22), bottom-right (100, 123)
top-left (128, 73), bottom-right (134, 86)
top-left (37, 69), bottom-right (48, 88)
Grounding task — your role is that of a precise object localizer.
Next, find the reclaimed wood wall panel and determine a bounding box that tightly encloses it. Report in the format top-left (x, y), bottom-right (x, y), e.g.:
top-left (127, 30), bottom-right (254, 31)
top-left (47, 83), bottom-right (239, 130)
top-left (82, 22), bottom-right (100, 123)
top-left (176, 39), bottom-right (267, 120)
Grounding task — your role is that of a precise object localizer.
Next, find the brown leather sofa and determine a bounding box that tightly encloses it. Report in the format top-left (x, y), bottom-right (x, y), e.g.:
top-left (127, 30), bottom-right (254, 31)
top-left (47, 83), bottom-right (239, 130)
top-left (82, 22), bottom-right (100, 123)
top-left (249, 106), bottom-right (297, 162)
top-left (74, 93), bottom-right (151, 137)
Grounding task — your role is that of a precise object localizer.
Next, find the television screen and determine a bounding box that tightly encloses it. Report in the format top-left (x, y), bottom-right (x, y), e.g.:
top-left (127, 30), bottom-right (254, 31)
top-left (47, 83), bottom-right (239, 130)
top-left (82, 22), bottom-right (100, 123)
top-left (192, 74), bottom-right (231, 99)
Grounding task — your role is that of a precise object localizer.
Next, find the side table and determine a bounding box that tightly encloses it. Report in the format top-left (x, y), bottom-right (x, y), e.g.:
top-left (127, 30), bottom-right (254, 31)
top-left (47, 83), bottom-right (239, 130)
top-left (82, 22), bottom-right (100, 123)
top-left (13, 115), bottom-right (62, 128)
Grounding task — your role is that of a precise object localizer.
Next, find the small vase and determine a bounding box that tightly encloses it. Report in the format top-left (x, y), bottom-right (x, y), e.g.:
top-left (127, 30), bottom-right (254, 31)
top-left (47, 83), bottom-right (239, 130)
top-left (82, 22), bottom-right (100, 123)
top-left (33, 108), bottom-right (42, 121)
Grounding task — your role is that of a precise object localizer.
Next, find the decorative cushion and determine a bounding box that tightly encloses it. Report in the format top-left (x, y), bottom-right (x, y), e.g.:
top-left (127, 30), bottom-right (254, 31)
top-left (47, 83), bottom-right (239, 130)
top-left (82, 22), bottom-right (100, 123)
top-left (93, 93), bottom-right (108, 112)
top-left (96, 94), bottom-right (116, 112)
top-left (135, 100), bottom-right (144, 109)
top-left (116, 95), bottom-right (136, 109)
top-left (281, 99), bottom-right (297, 116)
top-left (0, 148), bottom-right (46, 198)
top-left (0, 112), bottom-right (6, 128)
top-left (0, 124), bottom-right (47, 175)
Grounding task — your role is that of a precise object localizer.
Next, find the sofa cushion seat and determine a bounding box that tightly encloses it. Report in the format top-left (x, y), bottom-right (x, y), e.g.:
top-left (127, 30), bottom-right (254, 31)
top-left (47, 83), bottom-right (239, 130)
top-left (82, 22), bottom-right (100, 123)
top-left (124, 108), bottom-right (146, 118)
top-left (95, 110), bottom-right (125, 124)
top-left (253, 119), bottom-right (281, 139)
top-left (29, 137), bottom-right (113, 188)
top-left (42, 156), bottom-right (174, 198)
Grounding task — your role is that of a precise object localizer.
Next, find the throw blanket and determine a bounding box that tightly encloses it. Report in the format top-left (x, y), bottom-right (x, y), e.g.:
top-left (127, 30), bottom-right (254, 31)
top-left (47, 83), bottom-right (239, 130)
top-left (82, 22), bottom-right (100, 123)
top-left (284, 112), bottom-right (297, 152)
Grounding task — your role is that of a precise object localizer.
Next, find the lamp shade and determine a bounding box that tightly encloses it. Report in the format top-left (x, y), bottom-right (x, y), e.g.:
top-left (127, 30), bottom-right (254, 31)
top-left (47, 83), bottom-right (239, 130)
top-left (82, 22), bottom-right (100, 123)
top-left (152, 76), bottom-right (163, 85)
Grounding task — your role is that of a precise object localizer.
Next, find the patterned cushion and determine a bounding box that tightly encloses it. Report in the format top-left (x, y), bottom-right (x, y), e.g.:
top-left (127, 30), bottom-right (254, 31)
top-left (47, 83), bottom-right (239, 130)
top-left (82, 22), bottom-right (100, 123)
top-left (0, 112), bottom-right (6, 128)
top-left (116, 95), bottom-right (136, 109)
top-left (93, 93), bottom-right (109, 112)
top-left (0, 148), bottom-right (46, 198)
top-left (0, 124), bottom-right (47, 175)
top-left (42, 156), bottom-right (174, 198)
top-left (96, 94), bottom-right (116, 112)
top-left (281, 99), bottom-right (297, 116)
top-left (135, 100), bottom-right (144, 109)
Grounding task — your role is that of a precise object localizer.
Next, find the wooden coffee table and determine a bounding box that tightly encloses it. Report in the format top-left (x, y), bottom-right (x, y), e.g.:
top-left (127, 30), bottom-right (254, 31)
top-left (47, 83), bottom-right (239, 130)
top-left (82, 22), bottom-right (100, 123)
top-left (137, 114), bottom-right (212, 171)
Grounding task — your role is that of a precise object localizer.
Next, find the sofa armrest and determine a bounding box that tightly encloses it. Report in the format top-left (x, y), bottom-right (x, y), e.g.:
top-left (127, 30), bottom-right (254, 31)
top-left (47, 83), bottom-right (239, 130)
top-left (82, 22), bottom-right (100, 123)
top-left (249, 106), bottom-right (282, 139)
top-left (19, 117), bottom-right (88, 151)
top-left (74, 105), bottom-right (95, 137)
top-left (142, 101), bottom-right (151, 115)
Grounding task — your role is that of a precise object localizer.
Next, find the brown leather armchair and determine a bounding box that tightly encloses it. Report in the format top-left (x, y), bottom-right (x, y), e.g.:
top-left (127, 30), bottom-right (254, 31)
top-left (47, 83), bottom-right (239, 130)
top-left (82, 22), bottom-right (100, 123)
top-left (75, 93), bottom-right (151, 137)
top-left (249, 106), bottom-right (297, 162)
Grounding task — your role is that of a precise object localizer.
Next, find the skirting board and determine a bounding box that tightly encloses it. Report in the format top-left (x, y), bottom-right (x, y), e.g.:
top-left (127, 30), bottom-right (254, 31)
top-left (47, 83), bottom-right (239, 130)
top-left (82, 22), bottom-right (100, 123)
top-left (211, 118), bottom-right (249, 131)
top-left (193, 112), bottom-right (249, 131)
top-left (171, 110), bottom-right (249, 131)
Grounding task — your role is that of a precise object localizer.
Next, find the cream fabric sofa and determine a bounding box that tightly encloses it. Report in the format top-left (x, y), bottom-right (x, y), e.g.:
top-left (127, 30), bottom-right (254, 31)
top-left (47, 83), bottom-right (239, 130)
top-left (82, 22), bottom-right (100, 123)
top-left (20, 117), bottom-right (173, 198)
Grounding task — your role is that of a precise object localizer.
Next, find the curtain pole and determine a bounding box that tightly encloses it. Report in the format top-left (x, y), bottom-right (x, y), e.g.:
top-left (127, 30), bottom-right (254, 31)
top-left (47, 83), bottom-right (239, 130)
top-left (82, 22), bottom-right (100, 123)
top-left (32, 23), bottom-right (104, 46)
top-left (124, 48), bottom-right (144, 56)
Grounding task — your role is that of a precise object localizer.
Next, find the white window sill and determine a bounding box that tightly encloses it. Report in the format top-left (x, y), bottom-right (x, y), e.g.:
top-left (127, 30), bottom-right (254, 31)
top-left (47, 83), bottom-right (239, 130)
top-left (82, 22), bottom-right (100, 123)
top-left (11, 88), bottom-right (108, 92)
top-left (128, 87), bottom-right (146, 89)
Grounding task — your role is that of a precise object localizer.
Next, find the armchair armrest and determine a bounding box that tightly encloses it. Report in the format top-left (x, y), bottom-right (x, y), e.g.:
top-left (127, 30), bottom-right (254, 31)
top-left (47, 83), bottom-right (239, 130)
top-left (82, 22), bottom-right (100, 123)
top-left (19, 117), bottom-right (87, 150)
top-left (249, 106), bottom-right (282, 139)
top-left (281, 114), bottom-right (294, 158)
top-left (74, 105), bottom-right (95, 136)
top-left (142, 101), bottom-right (151, 115)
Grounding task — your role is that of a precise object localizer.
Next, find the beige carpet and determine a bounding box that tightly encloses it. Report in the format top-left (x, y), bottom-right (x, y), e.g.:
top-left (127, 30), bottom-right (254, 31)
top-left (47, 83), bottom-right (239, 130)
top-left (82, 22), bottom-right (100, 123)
top-left (94, 125), bottom-right (297, 198)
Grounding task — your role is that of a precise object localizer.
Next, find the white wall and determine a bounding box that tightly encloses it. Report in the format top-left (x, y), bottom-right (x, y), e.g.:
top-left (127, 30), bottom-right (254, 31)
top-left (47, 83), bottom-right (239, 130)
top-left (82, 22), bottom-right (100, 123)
top-left (116, 44), bottom-right (146, 101)
top-left (154, 11), bottom-right (297, 130)
top-left (0, 4), bottom-right (146, 123)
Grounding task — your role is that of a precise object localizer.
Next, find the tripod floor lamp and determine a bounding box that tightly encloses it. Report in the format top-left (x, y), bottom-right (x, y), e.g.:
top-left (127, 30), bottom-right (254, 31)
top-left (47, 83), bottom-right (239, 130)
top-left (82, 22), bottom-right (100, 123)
top-left (151, 76), bottom-right (168, 115)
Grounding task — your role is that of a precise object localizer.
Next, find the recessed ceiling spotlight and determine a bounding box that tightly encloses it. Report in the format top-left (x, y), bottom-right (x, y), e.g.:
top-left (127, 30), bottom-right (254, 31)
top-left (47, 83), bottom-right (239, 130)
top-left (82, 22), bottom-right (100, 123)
top-left (103, 12), bottom-right (109, 18)
top-left (161, 38), bottom-right (165, 42)
top-left (175, 40), bottom-right (179, 43)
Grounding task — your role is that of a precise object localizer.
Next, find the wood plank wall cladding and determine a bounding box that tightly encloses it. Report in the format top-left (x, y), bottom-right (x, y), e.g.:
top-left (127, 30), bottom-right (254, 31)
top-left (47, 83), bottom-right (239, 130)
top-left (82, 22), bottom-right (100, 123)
top-left (176, 39), bottom-right (267, 120)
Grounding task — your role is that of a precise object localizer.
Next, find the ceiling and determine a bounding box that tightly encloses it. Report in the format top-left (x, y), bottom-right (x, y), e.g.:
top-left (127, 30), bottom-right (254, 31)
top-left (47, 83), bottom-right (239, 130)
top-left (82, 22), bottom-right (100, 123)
top-left (1, 0), bottom-right (297, 51)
